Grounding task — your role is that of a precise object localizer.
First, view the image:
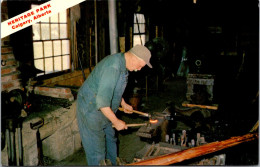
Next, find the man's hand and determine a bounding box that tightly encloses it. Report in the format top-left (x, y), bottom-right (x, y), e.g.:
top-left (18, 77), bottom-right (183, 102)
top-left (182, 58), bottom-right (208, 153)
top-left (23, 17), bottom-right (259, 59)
top-left (100, 107), bottom-right (127, 131)
top-left (121, 98), bottom-right (133, 114)
top-left (112, 119), bottom-right (127, 131)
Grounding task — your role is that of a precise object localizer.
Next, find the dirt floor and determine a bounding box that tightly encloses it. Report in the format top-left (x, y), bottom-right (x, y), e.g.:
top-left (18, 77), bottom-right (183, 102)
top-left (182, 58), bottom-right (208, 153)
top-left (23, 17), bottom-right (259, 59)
top-left (47, 77), bottom-right (259, 166)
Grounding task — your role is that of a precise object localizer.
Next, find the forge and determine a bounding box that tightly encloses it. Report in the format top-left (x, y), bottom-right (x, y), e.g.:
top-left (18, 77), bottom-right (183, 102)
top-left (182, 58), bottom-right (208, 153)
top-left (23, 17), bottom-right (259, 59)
top-left (1, 85), bottom-right (81, 166)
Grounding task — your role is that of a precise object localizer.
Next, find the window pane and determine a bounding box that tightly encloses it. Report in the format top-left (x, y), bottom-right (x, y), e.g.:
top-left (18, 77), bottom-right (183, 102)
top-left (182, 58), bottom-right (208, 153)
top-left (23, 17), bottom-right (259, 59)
top-left (60, 24), bottom-right (68, 38)
top-left (54, 56), bottom-right (62, 71)
top-left (51, 13), bottom-right (59, 23)
top-left (134, 14), bottom-right (145, 23)
top-left (44, 41), bottom-right (53, 58)
top-left (133, 35), bottom-right (146, 46)
top-left (41, 15), bottom-right (50, 23)
top-left (62, 55), bottom-right (70, 70)
top-left (34, 59), bottom-right (44, 71)
top-left (32, 24), bottom-right (40, 40)
top-left (51, 24), bottom-right (59, 39)
top-left (140, 34), bottom-right (146, 44)
top-left (140, 24), bottom-right (145, 33)
top-left (33, 42), bottom-right (43, 59)
top-left (32, 4), bottom-right (69, 76)
top-left (53, 40), bottom-right (61, 56)
top-left (62, 40), bottom-right (70, 54)
top-left (45, 58), bottom-right (53, 74)
top-left (134, 24), bottom-right (145, 33)
top-left (41, 24), bottom-right (50, 40)
top-left (60, 10), bottom-right (67, 23)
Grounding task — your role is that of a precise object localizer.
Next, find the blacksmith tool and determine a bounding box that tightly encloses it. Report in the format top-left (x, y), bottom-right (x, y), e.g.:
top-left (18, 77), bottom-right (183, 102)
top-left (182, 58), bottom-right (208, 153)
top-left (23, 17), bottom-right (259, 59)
top-left (17, 118), bottom-right (24, 166)
top-left (118, 107), bottom-right (160, 124)
top-left (112, 118), bottom-right (160, 129)
top-left (6, 118), bottom-right (16, 166)
top-left (118, 107), bottom-right (150, 118)
top-left (112, 123), bottom-right (147, 128)
top-left (30, 118), bottom-right (44, 166)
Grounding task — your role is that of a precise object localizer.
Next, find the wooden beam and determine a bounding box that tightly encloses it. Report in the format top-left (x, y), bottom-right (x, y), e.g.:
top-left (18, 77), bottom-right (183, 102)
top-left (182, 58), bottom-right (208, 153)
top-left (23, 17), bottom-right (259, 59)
top-left (182, 103), bottom-right (218, 110)
top-left (127, 132), bottom-right (258, 165)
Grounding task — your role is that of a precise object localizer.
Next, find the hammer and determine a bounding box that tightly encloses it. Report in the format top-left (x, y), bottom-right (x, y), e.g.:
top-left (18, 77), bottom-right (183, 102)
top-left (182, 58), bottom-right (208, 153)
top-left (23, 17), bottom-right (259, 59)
top-left (112, 123), bottom-right (147, 128)
top-left (118, 107), bottom-right (150, 118)
top-left (118, 107), bottom-right (159, 125)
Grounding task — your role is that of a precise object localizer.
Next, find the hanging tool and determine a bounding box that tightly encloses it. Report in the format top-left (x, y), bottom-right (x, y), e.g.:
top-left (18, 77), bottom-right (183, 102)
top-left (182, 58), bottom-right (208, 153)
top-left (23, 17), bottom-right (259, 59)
top-left (17, 118), bottom-right (24, 166)
top-left (6, 118), bottom-right (16, 166)
top-left (30, 118), bottom-right (44, 166)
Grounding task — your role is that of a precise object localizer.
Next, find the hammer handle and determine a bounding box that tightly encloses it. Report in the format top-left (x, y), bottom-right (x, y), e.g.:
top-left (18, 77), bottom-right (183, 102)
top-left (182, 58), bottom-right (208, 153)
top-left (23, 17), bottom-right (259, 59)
top-left (118, 107), bottom-right (149, 117)
top-left (112, 123), bottom-right (147, 128)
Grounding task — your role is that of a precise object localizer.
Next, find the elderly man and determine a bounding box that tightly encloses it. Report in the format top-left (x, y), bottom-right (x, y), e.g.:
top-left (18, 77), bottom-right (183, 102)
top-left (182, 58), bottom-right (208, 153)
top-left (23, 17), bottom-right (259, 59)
top-left (76, 45), bottom-right (152, 165)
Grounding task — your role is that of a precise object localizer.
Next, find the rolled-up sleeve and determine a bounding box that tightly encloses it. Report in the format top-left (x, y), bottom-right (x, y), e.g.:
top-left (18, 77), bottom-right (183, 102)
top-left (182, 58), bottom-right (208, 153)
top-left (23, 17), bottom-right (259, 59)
top-left (96, 67), bottom-right (120, 109)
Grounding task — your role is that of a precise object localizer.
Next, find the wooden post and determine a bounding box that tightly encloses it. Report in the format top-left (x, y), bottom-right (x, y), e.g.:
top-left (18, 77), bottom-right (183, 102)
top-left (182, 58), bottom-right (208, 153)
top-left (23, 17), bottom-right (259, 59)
top-left (155, 26), bottom-right (159, 38)
top-left (129, 27), bottom-right (133, 48)
top-left (89, 28), bottom-right (92, 67)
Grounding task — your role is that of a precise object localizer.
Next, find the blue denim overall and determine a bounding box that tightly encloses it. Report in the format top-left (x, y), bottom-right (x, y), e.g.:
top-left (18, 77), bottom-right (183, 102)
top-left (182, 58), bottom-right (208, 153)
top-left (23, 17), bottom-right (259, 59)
top-left (76, 53), bottom-right (128, 165)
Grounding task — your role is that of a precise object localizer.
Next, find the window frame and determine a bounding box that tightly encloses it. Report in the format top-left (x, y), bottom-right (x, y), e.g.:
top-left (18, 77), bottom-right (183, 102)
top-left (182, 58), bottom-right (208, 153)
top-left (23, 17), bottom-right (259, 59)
top-left (31, 3), bottom-right (71, 78)
top-left (133, 13), bottom-right (146, 46)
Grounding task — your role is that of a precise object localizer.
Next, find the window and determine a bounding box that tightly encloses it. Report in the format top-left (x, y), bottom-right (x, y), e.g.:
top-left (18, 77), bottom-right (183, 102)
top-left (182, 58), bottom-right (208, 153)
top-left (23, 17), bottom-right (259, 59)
top-left (133, 13), bottom-right (146, 46)
top-left (32, 4), bottom-right (70, 76)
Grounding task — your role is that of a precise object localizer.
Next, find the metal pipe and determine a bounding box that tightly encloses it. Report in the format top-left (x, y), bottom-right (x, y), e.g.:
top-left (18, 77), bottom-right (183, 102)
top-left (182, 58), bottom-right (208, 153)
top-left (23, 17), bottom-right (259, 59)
top-left (108, 0), bottom-right (118, 54)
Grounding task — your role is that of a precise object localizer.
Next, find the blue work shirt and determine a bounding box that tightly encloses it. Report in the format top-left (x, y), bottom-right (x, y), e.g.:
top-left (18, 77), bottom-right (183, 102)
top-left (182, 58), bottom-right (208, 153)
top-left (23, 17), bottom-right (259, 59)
top-left (77, 53), bottom-right (128, 124)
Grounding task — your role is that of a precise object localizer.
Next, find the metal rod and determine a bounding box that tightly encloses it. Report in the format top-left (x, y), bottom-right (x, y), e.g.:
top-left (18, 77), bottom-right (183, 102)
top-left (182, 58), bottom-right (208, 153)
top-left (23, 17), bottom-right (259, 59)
top-left (10, 131), bottom-right (16, 165)
top-left (17, 126), bottom-right (23, 166)
top-left (6, 129), bottom-right (11, 162)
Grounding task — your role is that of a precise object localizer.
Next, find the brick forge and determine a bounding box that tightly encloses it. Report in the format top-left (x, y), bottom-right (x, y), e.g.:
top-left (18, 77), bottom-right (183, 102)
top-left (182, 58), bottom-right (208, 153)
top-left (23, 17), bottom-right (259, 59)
top-left (34, 86), bottom-right (75, 101)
